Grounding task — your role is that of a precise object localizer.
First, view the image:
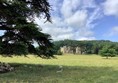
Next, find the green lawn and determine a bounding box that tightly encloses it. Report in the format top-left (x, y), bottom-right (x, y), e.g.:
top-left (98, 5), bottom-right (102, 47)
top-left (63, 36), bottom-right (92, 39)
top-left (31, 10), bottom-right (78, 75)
top-left (0, 54), bottom-right (118, 83)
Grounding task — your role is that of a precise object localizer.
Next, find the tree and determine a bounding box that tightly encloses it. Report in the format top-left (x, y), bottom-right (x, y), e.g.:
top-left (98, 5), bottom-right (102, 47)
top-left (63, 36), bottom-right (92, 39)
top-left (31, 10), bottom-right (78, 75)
top-left (99, 46), bottom-right (117, 59)
top-left (53, 40), bottom-right (118, 55)
top-left (0, 0), bottom-right (54, 58)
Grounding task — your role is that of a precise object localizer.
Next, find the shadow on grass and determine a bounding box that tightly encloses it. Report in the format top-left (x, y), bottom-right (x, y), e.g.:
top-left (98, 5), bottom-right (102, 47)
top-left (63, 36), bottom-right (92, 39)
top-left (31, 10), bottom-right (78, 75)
top-left (0, 63), bottom-right (118, 83)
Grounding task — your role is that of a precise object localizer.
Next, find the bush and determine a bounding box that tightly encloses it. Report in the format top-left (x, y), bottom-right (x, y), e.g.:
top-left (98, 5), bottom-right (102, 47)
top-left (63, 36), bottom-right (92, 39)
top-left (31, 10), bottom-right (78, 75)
top-left (99, 47), bottom-right (117, 59)
top-left (56, 50), bottom-right (63, 55)
top-left (0, 62), bottom-right (14, 73)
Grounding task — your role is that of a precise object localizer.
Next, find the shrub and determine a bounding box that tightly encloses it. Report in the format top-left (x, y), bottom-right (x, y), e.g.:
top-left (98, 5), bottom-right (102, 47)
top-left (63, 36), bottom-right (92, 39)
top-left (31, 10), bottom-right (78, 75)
top-left (99, 47), bottom-right (117, 59)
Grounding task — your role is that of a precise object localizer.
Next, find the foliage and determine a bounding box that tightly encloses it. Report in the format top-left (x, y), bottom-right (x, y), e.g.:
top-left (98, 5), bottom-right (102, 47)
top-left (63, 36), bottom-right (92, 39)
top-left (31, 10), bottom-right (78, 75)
top-left (0, 0), bottom-right (54, 57)
top-left (53, 40), bottom-right (118, 55)
top-left (99, 46), bottom-right (117, 59)
top-left (56, 50), bottom-right (63, 55)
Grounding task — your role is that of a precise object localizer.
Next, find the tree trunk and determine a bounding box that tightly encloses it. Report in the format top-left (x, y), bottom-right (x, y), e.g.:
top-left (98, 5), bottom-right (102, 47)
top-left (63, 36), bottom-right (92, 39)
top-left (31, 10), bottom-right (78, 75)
top-left (106, 55), bottom-right (108, 59)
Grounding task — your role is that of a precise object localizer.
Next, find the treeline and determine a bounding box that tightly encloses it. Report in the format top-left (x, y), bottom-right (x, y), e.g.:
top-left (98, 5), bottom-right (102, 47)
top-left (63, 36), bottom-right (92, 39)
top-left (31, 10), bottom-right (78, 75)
top-left (53, 40), bottom-right (118, 56)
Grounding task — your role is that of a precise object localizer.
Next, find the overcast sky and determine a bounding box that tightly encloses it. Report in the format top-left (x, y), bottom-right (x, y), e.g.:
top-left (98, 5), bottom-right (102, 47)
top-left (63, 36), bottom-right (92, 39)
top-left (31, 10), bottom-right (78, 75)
top-left (35, 0), bottom-right (118, 41)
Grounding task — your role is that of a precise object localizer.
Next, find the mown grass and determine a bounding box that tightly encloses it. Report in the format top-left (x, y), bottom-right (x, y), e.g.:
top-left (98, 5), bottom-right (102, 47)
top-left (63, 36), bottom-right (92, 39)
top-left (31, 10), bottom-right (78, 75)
top-left (0, 54), bottom-right (118, 83)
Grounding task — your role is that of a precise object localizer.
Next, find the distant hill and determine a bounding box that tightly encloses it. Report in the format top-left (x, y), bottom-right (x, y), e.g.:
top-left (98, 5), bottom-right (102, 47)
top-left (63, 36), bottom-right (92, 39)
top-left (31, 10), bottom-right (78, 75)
top-left (53, 39), bottom-right (118, 55)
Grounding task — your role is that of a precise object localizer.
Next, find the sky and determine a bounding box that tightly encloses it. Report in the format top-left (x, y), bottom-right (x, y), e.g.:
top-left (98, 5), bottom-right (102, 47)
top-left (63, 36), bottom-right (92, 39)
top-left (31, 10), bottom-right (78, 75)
top-left (35, 0), bottom-right (118, 42)
top-left (1, 0), bottom-right (118, 42)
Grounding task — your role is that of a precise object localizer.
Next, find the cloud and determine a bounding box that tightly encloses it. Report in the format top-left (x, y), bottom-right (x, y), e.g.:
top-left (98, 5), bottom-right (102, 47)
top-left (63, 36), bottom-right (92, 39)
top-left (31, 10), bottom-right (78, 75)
top-left (35, 0), bottom-right (103, 41)
top-left (49, 0), bottom-right (63, 17)
top-left (82, 0), bottom-right (97, 8)
top-left (79, 37), bottom-right (96, 40)
top-left (87, 7), bottom-right (103, 27)
top-left (61, 0), bottom-right (80, 18)
top-left (43, 27), bottom-right (74, 40)
top-left (0, 31), bottom-right (5, 36)
top-left (65, 10), bottom-right (88, 28)
top-left (76, 29), bottom-right (94, 37)
top-left (35, 17), bottom-right (74, 41)
top-left (103, 0), bottom-right (118, 16)
top-left (109, 26), bottom-right (118, 36)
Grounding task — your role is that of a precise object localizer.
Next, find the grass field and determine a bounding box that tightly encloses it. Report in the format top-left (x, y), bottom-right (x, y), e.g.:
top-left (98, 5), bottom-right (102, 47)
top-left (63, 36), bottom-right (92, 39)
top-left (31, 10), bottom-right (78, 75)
top-left (0, 54), bottom-right (118, 83)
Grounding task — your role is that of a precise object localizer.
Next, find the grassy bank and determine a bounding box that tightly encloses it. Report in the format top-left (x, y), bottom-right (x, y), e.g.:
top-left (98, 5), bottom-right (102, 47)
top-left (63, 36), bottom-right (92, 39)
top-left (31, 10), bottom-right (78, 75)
top-left (0, 54), bottom-right (118, 83)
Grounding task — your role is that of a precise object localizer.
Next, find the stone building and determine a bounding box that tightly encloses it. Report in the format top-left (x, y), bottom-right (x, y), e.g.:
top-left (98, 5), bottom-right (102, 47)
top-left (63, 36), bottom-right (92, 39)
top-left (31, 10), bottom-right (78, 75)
top-left (75, 47), bottom-right (81, 54)
top-left (60, 46), bottom-right (82, 54)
